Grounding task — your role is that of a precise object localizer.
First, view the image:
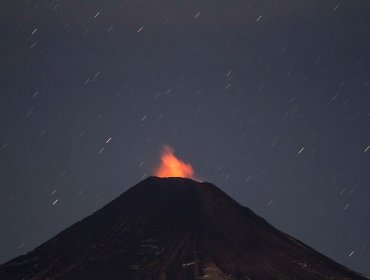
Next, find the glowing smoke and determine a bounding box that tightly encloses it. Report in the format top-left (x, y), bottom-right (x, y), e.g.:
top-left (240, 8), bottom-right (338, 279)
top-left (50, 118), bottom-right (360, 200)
top-left (154, 146), bottom-right (195, 179)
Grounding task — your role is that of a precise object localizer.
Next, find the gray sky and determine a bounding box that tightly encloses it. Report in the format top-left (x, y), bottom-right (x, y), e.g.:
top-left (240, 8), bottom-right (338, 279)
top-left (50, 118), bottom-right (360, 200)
top-left (0, 0), bottom-right (369, 275)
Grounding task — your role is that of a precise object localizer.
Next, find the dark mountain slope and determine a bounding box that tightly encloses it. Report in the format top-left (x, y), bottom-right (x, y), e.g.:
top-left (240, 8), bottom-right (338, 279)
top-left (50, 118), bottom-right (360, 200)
top-left (0, 177), bottom-right (367, 279)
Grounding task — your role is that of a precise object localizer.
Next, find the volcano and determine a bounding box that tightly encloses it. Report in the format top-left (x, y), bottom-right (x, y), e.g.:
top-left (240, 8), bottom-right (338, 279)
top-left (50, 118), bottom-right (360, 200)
top-left (0, 177), bottom-right (367, 279)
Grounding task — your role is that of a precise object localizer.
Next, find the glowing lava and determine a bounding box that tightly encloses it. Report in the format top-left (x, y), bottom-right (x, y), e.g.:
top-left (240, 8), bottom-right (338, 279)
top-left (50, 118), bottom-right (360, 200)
top-left (154, 146), bottom-right (195, 179)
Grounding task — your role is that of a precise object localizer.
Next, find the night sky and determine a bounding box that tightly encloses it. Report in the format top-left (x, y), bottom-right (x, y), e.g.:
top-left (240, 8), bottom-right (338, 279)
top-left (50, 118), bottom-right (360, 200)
top-left (1, 0), bottom-right (370, 276)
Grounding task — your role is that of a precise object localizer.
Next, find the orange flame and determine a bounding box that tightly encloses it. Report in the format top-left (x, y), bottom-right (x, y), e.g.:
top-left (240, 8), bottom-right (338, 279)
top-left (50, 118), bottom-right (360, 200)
top-left (154, 146), bottom-right (195, 179)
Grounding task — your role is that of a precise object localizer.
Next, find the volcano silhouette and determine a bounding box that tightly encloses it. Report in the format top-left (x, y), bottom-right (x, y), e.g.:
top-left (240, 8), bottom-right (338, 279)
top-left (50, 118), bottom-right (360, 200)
top-left (0, 177), bottom-right (367, 279)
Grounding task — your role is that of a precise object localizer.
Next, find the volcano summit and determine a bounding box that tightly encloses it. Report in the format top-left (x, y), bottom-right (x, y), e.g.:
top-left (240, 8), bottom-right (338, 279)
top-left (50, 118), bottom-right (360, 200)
top-left (0, 177), bottom-right (367, 279)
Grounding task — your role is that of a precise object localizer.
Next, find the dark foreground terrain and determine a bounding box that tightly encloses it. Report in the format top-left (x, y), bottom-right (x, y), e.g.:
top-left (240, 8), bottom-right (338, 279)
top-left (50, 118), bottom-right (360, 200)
top-left (0, 177), bottom-right (367, 279)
